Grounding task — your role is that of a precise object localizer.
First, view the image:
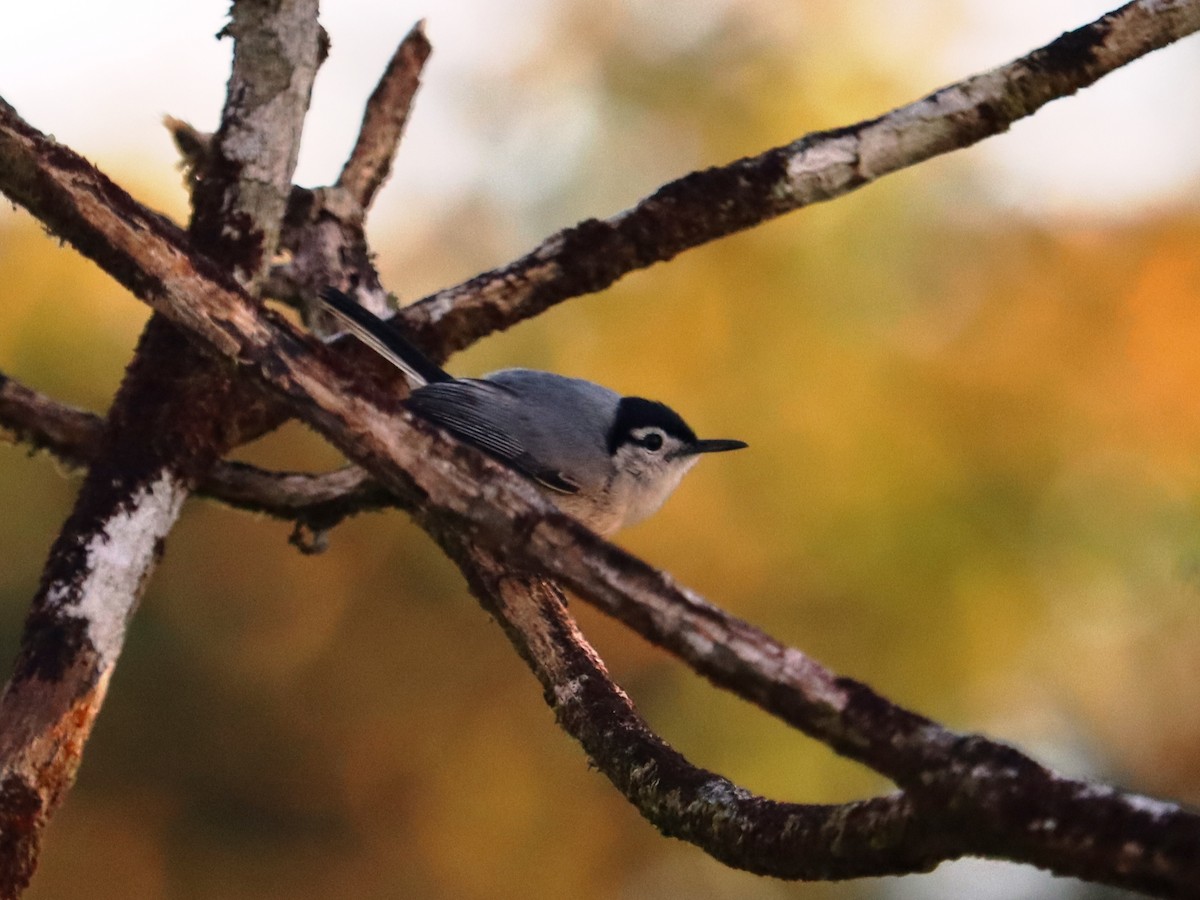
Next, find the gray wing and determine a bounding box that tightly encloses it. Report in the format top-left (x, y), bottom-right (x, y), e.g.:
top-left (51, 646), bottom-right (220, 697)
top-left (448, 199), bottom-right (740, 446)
top-left (405, 379), bottom-right (580, 494)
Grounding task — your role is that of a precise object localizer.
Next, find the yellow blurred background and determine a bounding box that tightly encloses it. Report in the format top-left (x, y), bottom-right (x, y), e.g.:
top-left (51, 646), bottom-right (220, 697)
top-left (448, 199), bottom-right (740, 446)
top-left (3, 1), bottom-right (1200, 898)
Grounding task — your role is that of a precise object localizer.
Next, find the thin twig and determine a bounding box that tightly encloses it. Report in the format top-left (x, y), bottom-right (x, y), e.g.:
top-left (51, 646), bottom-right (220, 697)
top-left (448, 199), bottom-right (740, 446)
top-left (0, 374), bottom-right (98, 470)
top-left (337, 20), bottom-right (432, 210)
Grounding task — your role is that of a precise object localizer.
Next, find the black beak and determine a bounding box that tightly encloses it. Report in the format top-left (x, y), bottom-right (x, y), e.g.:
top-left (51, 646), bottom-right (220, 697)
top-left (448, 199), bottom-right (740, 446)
top-left (683, 438), bottom-right (748, 456)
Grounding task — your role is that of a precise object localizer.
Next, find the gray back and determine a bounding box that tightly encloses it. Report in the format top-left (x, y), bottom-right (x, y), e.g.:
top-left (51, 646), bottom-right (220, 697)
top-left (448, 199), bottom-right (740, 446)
top-left (405, 368), bottom-right (621, 493)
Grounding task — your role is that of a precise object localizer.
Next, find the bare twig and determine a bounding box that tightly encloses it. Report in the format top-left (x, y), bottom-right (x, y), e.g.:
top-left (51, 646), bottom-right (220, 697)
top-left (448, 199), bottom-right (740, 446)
top-left (166, 22), bottom-right (433, 343)
top-left (338, 20), bottom-right (432, 210)
top-left (0, 372), bottom-right (389, 528)
top-left (265, 22), bottom-right (433, 324)
top-left (0, 374), bottom-right (98, 470)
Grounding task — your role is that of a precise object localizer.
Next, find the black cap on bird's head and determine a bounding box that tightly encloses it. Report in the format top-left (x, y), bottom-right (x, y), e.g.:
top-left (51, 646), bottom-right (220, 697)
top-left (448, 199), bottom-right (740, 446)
top-left (607, 396), bottom-right (747, 458)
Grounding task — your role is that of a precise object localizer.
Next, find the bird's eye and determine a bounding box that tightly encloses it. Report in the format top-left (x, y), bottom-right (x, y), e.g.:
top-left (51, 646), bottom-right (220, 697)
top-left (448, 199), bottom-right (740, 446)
top-left (640, 432), bottom-right (664, 451)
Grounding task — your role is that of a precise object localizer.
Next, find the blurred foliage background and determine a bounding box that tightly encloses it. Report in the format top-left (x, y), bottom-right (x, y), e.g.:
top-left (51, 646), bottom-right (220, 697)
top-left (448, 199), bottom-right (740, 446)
top-left (3, 1), bottom-right (1200, 898)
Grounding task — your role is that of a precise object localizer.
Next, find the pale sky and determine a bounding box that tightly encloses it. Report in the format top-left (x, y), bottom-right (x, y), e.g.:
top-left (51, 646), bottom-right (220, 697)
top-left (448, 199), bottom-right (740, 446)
top-left (1, 0), bottom-right (1198, 224)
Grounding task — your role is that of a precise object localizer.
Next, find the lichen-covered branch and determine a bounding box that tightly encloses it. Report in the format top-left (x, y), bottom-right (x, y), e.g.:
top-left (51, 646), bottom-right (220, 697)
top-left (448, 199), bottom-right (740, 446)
top-left (0, 364), bottom-right (957, 879)
top-left (0, 2), bottom-right (322, 895)
top-left (393, 0), bottom-right (1200, 356)
top-left (3, 18), bottom-right (440, 525)
top-left (197, 0), bottom-right (322, 291)
top-left (4, 91), bottom-right (1197, 895)
top-left (5, 2), bottom-right (1200, 893)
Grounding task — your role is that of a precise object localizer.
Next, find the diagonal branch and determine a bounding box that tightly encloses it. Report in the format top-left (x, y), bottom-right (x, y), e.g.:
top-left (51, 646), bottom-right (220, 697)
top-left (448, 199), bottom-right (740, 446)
top-left (0, 2), bottom-right (322, 895)
top-left (5, 25), bottom-right (441, 536)
top-left (5, 2), bottom-right (1200, 893)
top-left (393, 0), bottom-right (1200, 356)
top-left (445, 539), bottom-right (957, 879)
top-left (3, 89), bottom-right (1197, 895)
top-left (4, 18), bottom-right (440, 537)
top-left (0, 367), bottom-right (955, 880)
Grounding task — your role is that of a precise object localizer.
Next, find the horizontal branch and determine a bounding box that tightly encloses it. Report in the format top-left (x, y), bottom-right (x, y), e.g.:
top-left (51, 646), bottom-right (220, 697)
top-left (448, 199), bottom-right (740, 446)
top-left (0, 373), bottom-right (97, 470)
top-left (0, 372), bottom-right (390, 528)
top-left (394, 0), bottom-right (1200, 356)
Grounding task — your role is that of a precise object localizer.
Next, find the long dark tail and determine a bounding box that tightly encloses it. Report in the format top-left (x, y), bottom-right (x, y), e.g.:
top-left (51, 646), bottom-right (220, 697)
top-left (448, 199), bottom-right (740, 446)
top-left (318, 287), bottom-right (452, 387)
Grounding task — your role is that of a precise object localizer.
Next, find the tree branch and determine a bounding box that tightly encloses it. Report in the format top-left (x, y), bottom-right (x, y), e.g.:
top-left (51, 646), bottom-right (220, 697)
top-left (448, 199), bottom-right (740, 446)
top-left (393, 0), bottom-right (1200, 356)
top-left (12, 0), bottom-right (1187, 533)
top-left (0, 374), bottom-right (98, 472)
top-left (5, 90), bottom-right (1194, 894)
top-left (4, 2), bottom-right (1200, 893)
top-left (0, 2), bottom-right (322, 894)
top-left (4, 18), bottom-right (441, 533)
top-left (263, 20), bottom-right (432, 323)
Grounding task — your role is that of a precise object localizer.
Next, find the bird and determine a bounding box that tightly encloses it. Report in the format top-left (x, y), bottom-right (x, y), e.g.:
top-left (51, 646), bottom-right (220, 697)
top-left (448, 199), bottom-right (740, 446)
top-left (319, 287), bottom-right (746, 535)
